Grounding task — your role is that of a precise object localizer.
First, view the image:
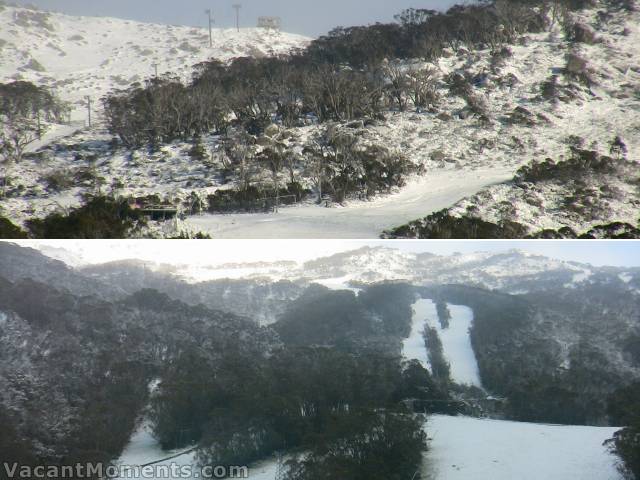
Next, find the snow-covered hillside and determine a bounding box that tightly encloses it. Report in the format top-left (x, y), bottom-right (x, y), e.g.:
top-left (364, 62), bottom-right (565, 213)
top-left (422, 415), bottom-right (622, 480)
top-left (68, 246), bottom-right (640, 296)
top-left (1, 1), bottom-right (638, 237)
top-left (0, 4), bottom-right (309, 120)
top-left (151, 246), bottom-right (635, 294)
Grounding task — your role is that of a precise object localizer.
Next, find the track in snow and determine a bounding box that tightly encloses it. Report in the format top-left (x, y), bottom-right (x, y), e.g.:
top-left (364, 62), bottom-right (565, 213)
top-left (184, 168), bottom-right (513, 238)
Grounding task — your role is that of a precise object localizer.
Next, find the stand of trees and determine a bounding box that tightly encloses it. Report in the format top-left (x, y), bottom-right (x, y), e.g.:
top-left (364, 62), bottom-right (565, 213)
top-left (274, 284), bottom-right (416, 351)
top-left (435, 301), bottom-right (452, 329)
top-left (104, 1), bottom-right (554, 149)
top-left (282, 410), bottom-right (427, 480)
top-left (0, 81), bottom-right (68, 161)
top-left (25, 196), bottom-right (145, 239)
top-left (0, 268), bottom-right (275, 473)
top-left (149, 283), bottom-right (458, 477)
top-left (607, 383), bottom-right (640, 479)
top-left (423, 327), bottom-right (452, 385)
top-left (0, 81), bottom-right (68, 196)
top-left (152, 347), bottom-right (434, 475)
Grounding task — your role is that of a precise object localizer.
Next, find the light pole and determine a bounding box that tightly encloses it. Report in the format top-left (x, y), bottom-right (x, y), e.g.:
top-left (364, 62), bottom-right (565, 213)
top-left (232, 4), bottom-right (241, 32)
top-left (205, 9), bottom-right (213, 47)
top-left (152, 62), bottom-right (159, 77)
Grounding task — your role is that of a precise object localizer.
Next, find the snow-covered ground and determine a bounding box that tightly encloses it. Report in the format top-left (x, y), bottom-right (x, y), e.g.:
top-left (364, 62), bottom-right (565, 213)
top-left (436, 305), bottom-right (482, 387)
top-left (422, 415), bottom-right (623, 480)
top-left (114, 415), bottom-right (623, 480)
top-left (184, 168), bottom-right (513, 239)
top-left (0, 5), bottom-right (309, 120)
top-left (403, 298), bottom-right (437, 370)
top-left (404, 299), bottom-right (482, 387)
top-left (313, 275), bottom-right (362, 294)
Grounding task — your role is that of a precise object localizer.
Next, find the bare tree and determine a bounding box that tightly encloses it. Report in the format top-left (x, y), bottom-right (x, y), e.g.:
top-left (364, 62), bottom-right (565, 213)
top-left (384, 61), bottom-right (410, 112)
top-left (221, 129), bottom-right (257, 191)
top-left (406, 67), bottom-right (439, 112)
top-left (257, 125), bottom-right (289, 212)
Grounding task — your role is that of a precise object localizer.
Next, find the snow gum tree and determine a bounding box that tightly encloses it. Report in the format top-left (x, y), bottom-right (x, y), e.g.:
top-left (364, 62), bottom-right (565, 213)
top-left (0, 81), bottom-right (68, 196)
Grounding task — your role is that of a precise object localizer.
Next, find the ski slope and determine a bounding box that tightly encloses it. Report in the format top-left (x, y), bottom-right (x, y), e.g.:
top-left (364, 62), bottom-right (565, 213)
top-left (184, 168), bottom-right (513, 238)
top-left (403, 298), bottom-right (437, 370)
top-left (436, 304), bottom-right (482, 387)
top-left (422, 415), bottom-right (623, 480)
top-left (313, 275), bottom-right (362, 294)
top-left (404, 299), bottom-right (482, 387)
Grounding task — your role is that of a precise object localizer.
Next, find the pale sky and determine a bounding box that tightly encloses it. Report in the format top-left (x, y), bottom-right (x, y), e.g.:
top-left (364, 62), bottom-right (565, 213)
top-left (12, 0), bottom-right (460, 37)
top-left (13, 240), bottom-right (640, 268)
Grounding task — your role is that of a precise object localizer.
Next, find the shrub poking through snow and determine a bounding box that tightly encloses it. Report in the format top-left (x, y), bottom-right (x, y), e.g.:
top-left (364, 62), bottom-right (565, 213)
top-left (564, 20), bottom-right (598, 43)
top-left (0, 216), bottom-right (28, 238)
top-left (25, 196), bottom-right (145, 238)
top-left (447, 72), bottom-right (492, 122)
top-left (383, 209), bottom-right (530, 239)
top-left (564, 51), bottom-right (595, 87)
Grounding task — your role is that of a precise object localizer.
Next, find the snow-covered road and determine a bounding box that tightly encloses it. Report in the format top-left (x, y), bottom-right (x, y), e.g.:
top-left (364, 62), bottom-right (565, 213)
top-left (184, 168), bottom-right (513, 238)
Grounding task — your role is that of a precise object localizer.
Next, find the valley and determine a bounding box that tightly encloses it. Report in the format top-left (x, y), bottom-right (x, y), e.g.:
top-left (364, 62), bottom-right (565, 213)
top-left (1, 241), bottom-right (638, 479)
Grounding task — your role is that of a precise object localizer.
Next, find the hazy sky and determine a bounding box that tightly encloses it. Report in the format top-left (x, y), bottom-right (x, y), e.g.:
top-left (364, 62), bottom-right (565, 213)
top-left (14, 240), bottom-right (640, 268)
top-left (12, 0), bottom-right (459, 36)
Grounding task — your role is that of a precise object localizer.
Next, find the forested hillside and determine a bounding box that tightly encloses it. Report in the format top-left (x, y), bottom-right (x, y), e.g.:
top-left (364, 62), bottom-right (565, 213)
top-left (1, 243), bottom-right (639, 478)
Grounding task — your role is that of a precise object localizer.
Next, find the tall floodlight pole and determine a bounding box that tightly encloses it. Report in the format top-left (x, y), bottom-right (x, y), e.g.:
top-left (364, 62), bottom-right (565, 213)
top-left (232, 4), bottom-right (241, 32)
top-left (152, 62), bottom-right (159, 77)
top-left (205, 9), bottom-right (213, 47)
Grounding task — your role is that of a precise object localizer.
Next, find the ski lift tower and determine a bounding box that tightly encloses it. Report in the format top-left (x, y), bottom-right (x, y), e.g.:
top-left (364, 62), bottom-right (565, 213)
top-left (232, 4), bottom-right (242, 32)
top-left (205, 9), bottom-right (214, 47)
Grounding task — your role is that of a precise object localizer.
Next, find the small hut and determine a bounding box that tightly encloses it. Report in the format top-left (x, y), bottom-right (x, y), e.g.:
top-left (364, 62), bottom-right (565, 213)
top-left (257, 16), bottom-right (282, 31)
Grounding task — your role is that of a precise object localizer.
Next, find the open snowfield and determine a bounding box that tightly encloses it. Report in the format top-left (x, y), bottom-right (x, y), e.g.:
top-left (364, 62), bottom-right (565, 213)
top-left (0, 5), bottom-right (309, 120)
top-left (405, 299), bottom-right (482, 387)
top-left (422, 415), bottom-right (623, 480)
